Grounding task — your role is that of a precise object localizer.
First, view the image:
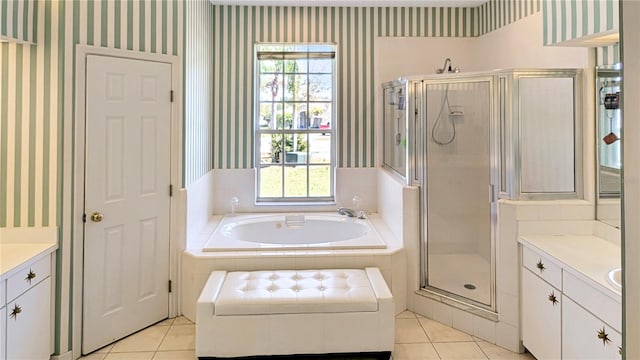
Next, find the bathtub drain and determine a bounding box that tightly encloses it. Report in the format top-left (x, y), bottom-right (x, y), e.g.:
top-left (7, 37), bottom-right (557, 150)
top-left (464, 284), bottom-right (476, 290)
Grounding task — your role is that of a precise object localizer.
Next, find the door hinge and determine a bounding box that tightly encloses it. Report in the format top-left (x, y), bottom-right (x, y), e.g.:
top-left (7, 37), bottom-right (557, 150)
top-left (170, 90), bottom-right (174, 102)
top-left (169, 184), bottom-right (173, 197)
top-left (168, 280), bottom-right (172, 293)
top-left (82, 213), bottom-right (87, 223)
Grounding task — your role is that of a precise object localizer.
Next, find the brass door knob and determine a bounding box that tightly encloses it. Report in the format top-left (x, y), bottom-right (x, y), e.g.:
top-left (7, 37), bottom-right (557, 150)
top-left (90, 212), bottom-right (104, 223)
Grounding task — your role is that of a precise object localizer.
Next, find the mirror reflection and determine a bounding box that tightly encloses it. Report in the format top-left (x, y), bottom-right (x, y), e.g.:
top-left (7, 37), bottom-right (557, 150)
top-left (596, 65), bottom-right (622, 228)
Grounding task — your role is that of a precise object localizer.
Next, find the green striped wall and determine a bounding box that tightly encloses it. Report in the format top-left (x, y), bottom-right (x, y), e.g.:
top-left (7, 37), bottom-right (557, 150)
top-left (597, 43), bottom-right (620, 66)
top-left (212, 3), bottom-right (540, 169)
top-left (0, 0), bottom-right (183, 227)
top-left (0, 0), bottom-right (184, 354)
top-left (213, 6), bottom-right (381, 169)
top-left (375, 7), bottom-right (477, 37)
top-left (477, 0), bottom-right (541, 36)
top-left (0, 0), bottom-right (37, 44)
top-left (184, 1), bottom-right (214, 186)
top-left (543, 0), bottom-right (619, 45)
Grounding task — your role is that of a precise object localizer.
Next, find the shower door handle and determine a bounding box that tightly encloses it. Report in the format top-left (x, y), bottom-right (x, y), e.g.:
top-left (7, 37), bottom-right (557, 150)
top-left (489, 184), bottom-right (496, 203)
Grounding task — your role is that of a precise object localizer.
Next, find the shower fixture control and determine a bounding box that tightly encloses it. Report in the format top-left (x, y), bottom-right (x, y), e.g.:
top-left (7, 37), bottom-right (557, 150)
top-left (436, 58), bottom-right (461, 74)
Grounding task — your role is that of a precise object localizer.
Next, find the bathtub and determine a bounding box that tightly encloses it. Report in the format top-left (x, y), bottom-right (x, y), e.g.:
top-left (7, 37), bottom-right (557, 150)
top-left (182, 212), bottom-right (405, 321)
top-left (203, 213), bottom-right (386, 251)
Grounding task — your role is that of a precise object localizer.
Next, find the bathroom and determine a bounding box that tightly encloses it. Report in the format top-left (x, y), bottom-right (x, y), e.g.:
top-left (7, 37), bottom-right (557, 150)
top-left (0, 0), bottom-right (638, 359)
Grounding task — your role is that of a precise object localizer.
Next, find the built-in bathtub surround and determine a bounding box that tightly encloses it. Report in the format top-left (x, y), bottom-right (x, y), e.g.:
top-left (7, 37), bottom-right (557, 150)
top-left (209, 168), bottom-right (378, 215)
top-left (181, 213), bottom-right (406, 320)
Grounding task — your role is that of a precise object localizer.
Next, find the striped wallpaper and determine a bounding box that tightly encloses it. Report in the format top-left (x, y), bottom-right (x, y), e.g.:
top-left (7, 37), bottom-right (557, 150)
top-left (212, 2), bottom-right (540, 169)
top-left (0, 0), bottom-right (37, 44)
top-left (0, 0), bottom-right (184, 354)
top-left (0, 0), bottom-right (183, 226)
top-left (184, 1), bottom-right (214, 186)
top-left (213, 6), bottom-right (378, 169)
top-left (597, 43), bottom-right (620, 66)
top-left (543, 0), bottom-right (619, 46)
top-left (477, 0), bottom-right (541, 36)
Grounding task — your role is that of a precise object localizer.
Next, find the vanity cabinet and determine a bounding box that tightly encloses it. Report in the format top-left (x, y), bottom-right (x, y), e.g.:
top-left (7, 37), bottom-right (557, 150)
top-left (520, 240), bottom-right (621, 360)
top-left (521, 247), bottom-right (562, 359)
top-left (562, 296), bottom-right (621, 359)
top-left (1, 254), bottom-right (52, 360)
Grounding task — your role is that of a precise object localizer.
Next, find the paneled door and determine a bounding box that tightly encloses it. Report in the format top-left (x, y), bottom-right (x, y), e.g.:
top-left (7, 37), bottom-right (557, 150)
top-left (82, 55), bottom-right (172, 354)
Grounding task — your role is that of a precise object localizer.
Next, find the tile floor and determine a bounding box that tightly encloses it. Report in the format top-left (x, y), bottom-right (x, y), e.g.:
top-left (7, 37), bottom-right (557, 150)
top-left (80, 311), bottom-right (536, 360)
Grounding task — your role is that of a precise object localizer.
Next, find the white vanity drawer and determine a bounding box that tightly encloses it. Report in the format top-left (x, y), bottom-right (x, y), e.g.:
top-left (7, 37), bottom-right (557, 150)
top-left (6, 255), bottom-right (51, 303)
top-left (563, 270), bottom-right (621, 331)
top-left (522, 245), bottom-right (562, 289)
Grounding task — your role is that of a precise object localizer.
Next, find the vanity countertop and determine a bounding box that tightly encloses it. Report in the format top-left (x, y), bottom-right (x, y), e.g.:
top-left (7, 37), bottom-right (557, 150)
top-left (0, 227), bottom-right (58, 280)
top-left (518, 234), bottom-right (621, 299)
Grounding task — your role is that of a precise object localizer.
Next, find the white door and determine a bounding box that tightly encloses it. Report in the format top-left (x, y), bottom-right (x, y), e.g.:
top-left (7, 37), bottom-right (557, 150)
top-left (82, 55), bottom-right (172, 354)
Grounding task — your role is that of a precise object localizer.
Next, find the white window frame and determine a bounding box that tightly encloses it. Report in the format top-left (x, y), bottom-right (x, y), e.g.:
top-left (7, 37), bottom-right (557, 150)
top-left (254, 43), bottom-right (337, 203)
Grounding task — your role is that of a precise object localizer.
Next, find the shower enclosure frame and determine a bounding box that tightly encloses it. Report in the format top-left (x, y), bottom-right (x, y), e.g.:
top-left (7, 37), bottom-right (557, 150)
top-left (497, 69), bottom-right (583, 201)
top-left (403, 69), bottom-right (582, 319)
top-left (410, 73), bottom-right (500, 318)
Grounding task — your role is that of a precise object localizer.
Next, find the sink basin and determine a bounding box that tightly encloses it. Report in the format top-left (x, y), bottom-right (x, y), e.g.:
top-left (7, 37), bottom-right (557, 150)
top-left (606, 268), bottom-right (622, 291)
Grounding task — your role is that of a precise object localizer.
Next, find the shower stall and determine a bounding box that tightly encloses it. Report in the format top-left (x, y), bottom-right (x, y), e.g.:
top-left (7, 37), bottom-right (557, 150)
top-left (422, 77), bottom-right (496, 308)
top-left (382, 69), bottom-right (581, 316)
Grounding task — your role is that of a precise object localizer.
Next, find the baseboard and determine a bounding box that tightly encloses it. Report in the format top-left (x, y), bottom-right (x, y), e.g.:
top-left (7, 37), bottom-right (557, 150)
top-left (50, 351), bottom-right (73, 360)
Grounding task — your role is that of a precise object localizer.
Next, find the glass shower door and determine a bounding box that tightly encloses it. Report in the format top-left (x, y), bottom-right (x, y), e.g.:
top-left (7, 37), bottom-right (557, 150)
top-left (423, 79), bottom-right (494, 307)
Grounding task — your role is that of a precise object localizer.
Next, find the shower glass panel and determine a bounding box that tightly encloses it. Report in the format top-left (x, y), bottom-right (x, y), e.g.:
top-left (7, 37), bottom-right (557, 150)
top-left (425, 80), bottom-right (493, 307)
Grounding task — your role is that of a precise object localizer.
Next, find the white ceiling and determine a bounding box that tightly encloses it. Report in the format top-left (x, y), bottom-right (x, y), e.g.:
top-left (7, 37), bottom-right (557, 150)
top-left (210, 0), bottom-right (487, 7)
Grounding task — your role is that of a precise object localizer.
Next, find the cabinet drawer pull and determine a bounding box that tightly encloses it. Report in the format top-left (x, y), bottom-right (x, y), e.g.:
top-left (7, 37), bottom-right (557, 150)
top-left (25, 269), bottom-right (36, 284)
top-left (619, 346), bottom-right (622, 356)
top-left (536, 260), bottom-right (545, 272)
top-left (548, 292), bottom-right (558, 306)
top-left (597, 327), bottom-right (611, 345)
top-left (10, 304), bottom-right (22, 319)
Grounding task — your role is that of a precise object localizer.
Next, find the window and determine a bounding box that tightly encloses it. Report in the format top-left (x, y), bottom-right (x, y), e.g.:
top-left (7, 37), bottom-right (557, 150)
top-left (255, 44), bottom-right (336, 202)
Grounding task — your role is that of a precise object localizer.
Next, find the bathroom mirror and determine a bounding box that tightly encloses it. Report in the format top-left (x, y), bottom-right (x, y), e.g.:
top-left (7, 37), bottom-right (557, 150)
top-left (596, 65), bottom-right (622, 228)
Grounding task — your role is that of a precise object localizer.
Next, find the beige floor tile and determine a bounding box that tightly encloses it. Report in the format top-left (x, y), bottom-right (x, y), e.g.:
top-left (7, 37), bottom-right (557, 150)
top-left (418, 318), bottom-right (474, 343)
top-left (397, 311), bottom-right (417, 319)
top-left (79, 353), bottom-right (107, 360)
top-left (104, 352), bottom-right (155, 360)
top-left (395, 318), bottom-right (430, 344)
top-left (393, 343), bottom-right (441, 360)
top-left (158, 325), bottom-right (196, 351)
top-left (110, 325), bottom-right (170, 353)
top-left (156, 318), bottom-right (175, 326)
top-left (173, 316), bottom-right (193, 325)
top-left (93, 344), bottom-right (114, 354)
top-left (476, 342), bottom-right (536, 360)
top-left (153, 350), bottom-right (198, 360)
top-left (433, 342), bottom-right (488, 360)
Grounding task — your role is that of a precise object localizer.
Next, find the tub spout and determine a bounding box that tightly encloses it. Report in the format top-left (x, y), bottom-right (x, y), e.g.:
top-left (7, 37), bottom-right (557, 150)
top-left (337, 207), bottom-right (357, 217)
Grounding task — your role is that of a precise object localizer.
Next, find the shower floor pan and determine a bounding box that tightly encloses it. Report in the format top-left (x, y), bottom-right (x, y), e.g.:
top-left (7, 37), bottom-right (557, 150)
top-left (427, 253), bottom-right (491, 306)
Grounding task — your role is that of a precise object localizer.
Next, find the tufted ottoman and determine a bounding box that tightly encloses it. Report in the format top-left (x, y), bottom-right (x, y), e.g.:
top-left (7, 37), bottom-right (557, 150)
top-left (196, 268), bottom-right (394, 359)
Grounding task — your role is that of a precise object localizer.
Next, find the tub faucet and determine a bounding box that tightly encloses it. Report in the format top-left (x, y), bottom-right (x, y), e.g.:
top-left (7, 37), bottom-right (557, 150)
top-left (337, 207), bottom-right (357, 217)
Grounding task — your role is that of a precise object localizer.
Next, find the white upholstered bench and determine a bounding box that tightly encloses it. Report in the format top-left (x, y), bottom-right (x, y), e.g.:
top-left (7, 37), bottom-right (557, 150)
top-left (196, 268), bottom-right (394, 359)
